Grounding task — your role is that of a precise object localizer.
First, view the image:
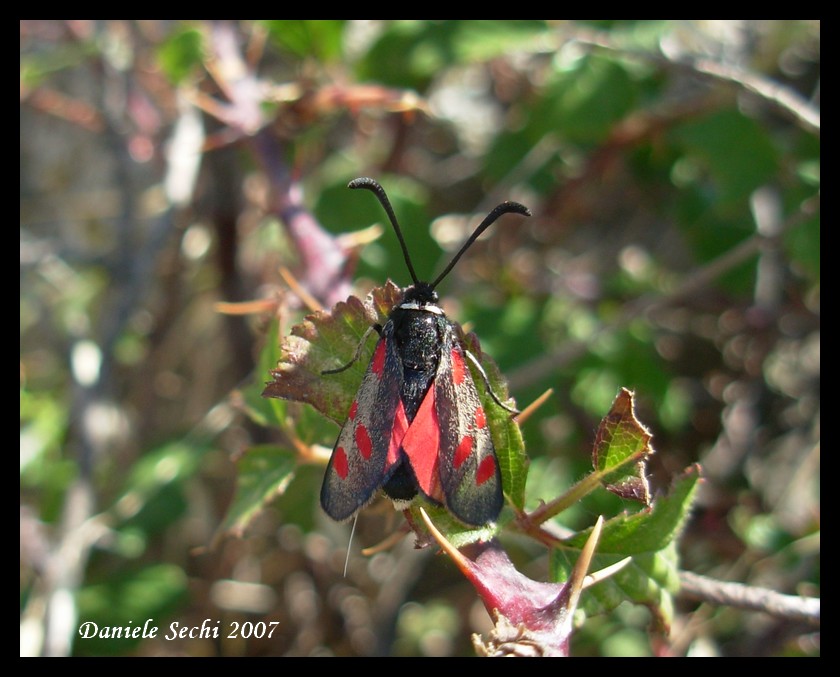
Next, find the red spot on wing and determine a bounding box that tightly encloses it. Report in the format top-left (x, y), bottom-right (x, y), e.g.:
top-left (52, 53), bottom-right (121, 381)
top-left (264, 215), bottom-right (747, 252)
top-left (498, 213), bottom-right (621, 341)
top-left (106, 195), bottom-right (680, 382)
top-left (475, 406), bottom-right (486, 429)
top-left (401, 387), bottom-right (441, 499)
top-left (476, 455), bottom-right (496, 486)
top-left (451, 348), bottom-right (465, 385)
top-left (334, 447), bottom-right (348, 479)
top-left (349, 400), bottom-right (358, 420)
top-left (372, 340), bottom-right (386, 376)
top-left (355, 424), bottom-right (372, 460)
top-left (454, 435), bottom-right (472, 469)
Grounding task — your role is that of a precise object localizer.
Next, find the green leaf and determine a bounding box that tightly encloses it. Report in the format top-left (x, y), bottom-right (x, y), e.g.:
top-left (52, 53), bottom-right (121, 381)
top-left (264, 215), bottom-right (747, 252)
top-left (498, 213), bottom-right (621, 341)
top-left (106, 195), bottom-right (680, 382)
top-left (156, 26), bottom-right (205, 84)
top-left (671, 108), bottom-right (779, 205)
top-left (549, 54), bottom-right (638, 144)
top-left (551, 465), bottom-right (701, 627)
top-left (359, 21), bottom-right (474, 90)
top-left (219, 444), bottom-right (298, 536)
top-left (263, 283), bottom-right (402, 423)
top-left (123, 441), bottom-right (203, 496)
top-left (115, 441), bottom-right (207, 536)
top-left (407, 503), bottom-right (500, 549)
top-left (20, 388), bottom-right (76, 522)
top-left (573, 464), bottom-right (700, 554)
top-left (264, 20), bottom-right (346, 61)
top-left (463, 332), bottom-right (528, 510)
top-left (553, 542), bottom-right (679, 632)
top-left (357, 21), bottom-right (547, 91)
top-left (452, 20), bottom-right (550, 61)
top-left (484, 53), bottom-right (640, 182)
top-left (592, 388), bottom-right (653, 504)
top-left (525, 54), bottom-right (638, 145)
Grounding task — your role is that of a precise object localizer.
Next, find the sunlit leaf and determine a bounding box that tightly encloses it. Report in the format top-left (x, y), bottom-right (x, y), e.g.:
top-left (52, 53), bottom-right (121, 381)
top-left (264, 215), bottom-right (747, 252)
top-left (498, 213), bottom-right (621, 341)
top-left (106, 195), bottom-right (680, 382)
top-left (552, 465), bottom-right (701, 627)
top-left (592, 388), bottom-right (653, 504)
top-left (219, 445), bottom-right (298, 536)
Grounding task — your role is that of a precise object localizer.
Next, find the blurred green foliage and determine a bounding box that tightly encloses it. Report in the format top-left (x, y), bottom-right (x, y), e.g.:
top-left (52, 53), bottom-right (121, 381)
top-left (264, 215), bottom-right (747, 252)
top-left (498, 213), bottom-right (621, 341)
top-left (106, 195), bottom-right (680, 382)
top-left (20, 20), bottom-right (819, 657)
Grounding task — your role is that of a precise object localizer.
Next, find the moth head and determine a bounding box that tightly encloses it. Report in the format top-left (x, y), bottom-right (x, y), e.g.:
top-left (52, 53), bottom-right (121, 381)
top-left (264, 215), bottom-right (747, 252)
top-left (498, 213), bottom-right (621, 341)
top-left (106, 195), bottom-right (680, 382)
top-left (401, 282), bottom-right (440, 308)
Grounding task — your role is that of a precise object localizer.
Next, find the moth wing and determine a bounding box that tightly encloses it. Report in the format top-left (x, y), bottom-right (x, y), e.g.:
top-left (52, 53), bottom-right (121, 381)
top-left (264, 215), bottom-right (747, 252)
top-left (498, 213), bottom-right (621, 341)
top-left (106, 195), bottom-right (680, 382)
top-left (398, 377), bottom-right (442, 502)
top-left (320, 331), bottom-right (404, 521)
top-left (435, 330), bottom-right (503, 526)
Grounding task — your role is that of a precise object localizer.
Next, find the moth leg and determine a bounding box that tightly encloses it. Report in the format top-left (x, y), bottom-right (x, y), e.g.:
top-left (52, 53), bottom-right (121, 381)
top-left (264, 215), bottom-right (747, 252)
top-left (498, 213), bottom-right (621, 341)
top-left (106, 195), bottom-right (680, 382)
top-left (321, 324), bottom-right (382, 375)
top-left (465, 349), bottom-right (519, 415)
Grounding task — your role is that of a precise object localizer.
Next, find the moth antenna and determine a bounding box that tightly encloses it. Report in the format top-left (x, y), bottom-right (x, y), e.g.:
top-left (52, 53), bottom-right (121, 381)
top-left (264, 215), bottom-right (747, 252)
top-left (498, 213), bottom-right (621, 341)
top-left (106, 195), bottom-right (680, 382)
top-left (349, 177), bottom-right (420, 285)
top-left (431, 201), bottom-right (531, 289)
top-left (322, 324), bottom-right (381, 375)
top-left (465, 348), bottom-right (520, 415)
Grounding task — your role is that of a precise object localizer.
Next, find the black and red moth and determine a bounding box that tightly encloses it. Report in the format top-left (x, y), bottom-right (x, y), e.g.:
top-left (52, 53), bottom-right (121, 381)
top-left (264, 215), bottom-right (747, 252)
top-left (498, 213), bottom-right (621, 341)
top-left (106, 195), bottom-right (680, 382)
top-left (320, 178), bottom-right (530, 527)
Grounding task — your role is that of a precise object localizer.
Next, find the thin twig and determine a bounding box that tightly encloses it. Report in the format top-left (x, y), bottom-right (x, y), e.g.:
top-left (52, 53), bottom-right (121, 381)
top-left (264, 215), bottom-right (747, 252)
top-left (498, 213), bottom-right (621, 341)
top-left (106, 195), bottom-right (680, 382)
top-left (679, 570), bottom-right (820, 627)
top-left (691, 56), bottom-right (820, 135)
top-left (569, 26), bottom-right (820, 136)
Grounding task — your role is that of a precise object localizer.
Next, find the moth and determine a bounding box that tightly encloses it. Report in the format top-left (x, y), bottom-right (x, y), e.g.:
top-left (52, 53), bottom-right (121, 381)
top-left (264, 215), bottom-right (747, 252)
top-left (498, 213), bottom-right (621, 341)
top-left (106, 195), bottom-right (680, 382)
top-left (321, 178), bottom-right (530, 527)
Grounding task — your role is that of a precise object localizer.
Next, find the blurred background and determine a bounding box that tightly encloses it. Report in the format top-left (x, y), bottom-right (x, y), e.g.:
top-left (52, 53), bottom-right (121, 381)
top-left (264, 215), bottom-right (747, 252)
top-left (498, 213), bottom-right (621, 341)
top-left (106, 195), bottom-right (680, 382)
top-left (20, 20), bottom-right (819, 656)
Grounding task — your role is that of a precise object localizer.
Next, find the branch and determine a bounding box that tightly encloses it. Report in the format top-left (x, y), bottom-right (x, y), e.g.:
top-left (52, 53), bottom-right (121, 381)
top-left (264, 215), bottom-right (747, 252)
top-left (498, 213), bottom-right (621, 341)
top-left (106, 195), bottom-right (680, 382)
top-left (569, 26), bottom-right (820, 136)
top-left (205, 21), bottom-right (354, 308)
top-left (679, 570), bottom-right (820, 627)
